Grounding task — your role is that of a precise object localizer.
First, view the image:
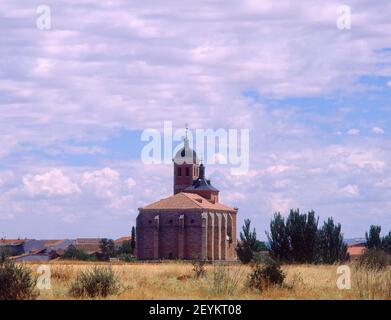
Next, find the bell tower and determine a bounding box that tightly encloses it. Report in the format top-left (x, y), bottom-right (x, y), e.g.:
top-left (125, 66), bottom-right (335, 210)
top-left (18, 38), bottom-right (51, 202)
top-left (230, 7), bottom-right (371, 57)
top-left (173, 128), bottom-right (200, 194)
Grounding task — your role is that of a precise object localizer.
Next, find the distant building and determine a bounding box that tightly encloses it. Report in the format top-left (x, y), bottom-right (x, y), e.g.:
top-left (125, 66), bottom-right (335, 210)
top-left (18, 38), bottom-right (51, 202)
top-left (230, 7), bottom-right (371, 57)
top-left (43, 239), bottom-right (74, 251)
top-left (0, 239), bottom-right (75, 261)
top-left (114, 236), bottom-right (131, 245)
top-left (0, 239), bottom-right (45, 256)
top-left (347, 243), bottom-right (366, 260)
top-left (0, 239), bottom-right (25, 256)
top-left (10, 249), bottom-right (50, 262)
top-left (73, 238), bottom-right (102, 255)
top-left (137, 134), bottom-right (238, 261)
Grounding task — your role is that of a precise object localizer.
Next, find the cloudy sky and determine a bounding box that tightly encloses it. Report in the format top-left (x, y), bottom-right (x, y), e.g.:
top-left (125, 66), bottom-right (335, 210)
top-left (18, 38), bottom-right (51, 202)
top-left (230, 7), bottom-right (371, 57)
top-left (0, 0), bottom-right (390, 240)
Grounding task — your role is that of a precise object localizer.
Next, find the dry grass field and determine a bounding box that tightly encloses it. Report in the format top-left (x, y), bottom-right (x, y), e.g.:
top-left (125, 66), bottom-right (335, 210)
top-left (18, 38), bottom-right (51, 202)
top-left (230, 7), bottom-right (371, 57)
top-left (23, 261), bottom-right (391, 300)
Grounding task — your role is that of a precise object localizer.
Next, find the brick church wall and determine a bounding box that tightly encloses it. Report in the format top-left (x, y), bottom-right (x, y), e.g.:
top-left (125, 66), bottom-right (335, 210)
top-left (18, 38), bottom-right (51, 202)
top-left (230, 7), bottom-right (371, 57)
top-left (137, 209), bottom-right (237, 261)
top-left (137, 210), bottom-right (204, 260)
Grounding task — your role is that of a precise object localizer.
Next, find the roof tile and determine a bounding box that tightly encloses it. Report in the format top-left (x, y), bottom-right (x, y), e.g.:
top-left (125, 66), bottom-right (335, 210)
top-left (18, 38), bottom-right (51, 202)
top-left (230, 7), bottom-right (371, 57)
top-left (141, 192), bottom-right (236, 212)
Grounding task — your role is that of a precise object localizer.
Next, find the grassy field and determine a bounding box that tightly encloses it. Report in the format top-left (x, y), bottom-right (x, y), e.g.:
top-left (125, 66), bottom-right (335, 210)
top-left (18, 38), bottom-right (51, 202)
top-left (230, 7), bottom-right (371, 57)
top-left (24, 261), bottom-right (391, 300)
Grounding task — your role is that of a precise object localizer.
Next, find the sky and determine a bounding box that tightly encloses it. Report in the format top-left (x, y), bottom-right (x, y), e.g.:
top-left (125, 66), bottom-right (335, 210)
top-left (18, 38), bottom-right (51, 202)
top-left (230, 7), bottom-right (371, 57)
top-left (0, 0), bottom-right (391, 240)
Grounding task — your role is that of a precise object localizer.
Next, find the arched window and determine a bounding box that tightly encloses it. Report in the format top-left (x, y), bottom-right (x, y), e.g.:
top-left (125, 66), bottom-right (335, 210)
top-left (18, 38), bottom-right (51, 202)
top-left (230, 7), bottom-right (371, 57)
top-left (186, 167), bottom-right (189, 176)
top-left (178, 167), bottom-right (182, 176)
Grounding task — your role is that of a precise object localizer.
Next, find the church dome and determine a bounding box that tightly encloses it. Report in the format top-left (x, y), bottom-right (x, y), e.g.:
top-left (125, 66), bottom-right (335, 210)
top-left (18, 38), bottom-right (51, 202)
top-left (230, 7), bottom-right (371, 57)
top-left (173, 137), bottom-right (199, 165)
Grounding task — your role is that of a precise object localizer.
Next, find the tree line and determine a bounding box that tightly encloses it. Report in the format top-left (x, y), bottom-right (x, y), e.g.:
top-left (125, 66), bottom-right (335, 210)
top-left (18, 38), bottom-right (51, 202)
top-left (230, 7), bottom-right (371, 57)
top-left (237, 209), bottom-right (348, 264)
top-left (365, 225), bottom-right (391, 253)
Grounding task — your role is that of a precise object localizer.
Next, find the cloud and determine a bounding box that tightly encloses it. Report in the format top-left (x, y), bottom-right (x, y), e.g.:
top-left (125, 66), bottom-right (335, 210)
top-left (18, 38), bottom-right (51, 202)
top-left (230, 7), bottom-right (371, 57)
top-left (59, 145), bottom-right (105, 155)
top-left (339, 184), bottom-right (360, 198)
top-left (126, 177), bottom-right (136, 189)
top-left (387, 81), bottom-right (391, 88)
top-left (0, 0), bottom-right (390, 151)
top-left (0, 1), bottom-right (391, 238)
top-left (372, 127), bottom-right (385, 134)
top-left (269, 193), bottom-right (294, 213)
top-left (22, 169), bottom-right (80, 196)
top-left (347, 129), bottom-right (360, 135)
top-left (0, 171), bottom-right (14, 188)
top-left (80, 168), bottom-right (127, 209)
top-left (81, 168), bottom-right (120, 189)
top-left (0, 162), bottom-right (159, 236)
top-left (263, 165), bottom-right (296, 175)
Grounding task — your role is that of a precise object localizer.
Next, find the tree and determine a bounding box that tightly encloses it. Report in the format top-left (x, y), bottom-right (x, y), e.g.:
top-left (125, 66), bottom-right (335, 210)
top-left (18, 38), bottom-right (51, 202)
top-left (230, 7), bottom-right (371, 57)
top-left (317, 217), bottom-right (348, 263)
top-left (99, 239), bottom-right (116, 260)
top-left (130, 226), bottom-right (136, 254)
top-left (381, 231), bottom-right (391, 253)
top-left (286, 209), bottom-right (306, 262)
top-left (118, 240), bottom-right (133, 255)
top-left (285, 209), bottom-right (318, 263)
top-left (365, 225), bottom-right (382, 249)
top-left (267, 210), bottom-right (347, 264)
top-left (236, 219), bottom-right (259, 264)
top-left (303, 211), bottom-right (319, 263)
top-left (266, 212), bottom-right (290, 262)
top-left (61, 245), bottom-right (92, 261)
top-left (267, 210), bottom-right (318, 263)
top-left (255, 240), bottom-right (268, 251)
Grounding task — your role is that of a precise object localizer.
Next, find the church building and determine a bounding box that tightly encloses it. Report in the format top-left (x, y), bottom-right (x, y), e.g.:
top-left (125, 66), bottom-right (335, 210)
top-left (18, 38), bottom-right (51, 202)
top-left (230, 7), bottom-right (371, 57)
top-left (136, 134), bottom-right (238, 261)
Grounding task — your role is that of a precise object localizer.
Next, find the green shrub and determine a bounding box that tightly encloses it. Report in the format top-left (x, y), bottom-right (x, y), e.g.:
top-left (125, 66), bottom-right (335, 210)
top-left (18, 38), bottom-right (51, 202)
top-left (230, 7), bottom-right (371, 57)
top-left (118, 254), bottom-right (137, 262)
top-left (252, 251), bottom-right (275, 264)
top-left (69, 266), bottom-right (119, 299)
top-left (192, 259), bottom-right (206, 278)
top-left (247, 262), bottom-right (285, 291)
top-left (99, 239), bottom-right (116, 261)
top-left (61, 246), bottom-right (94, 261)
top-left (117, 240), bottom-right (134, 255)
top-left (357, 249), bottom-right (387, 271)
top-left (0, 259), bottom-right (38, 300)
top-left (0, 251), bottom-right (8, 263)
